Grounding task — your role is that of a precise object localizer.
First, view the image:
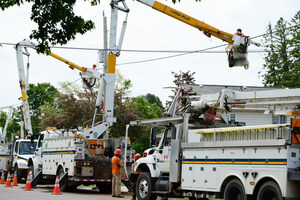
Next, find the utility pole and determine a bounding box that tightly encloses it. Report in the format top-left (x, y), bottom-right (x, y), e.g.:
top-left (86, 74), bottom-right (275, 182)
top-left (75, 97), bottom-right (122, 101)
top-left (90, 0), bottom-right (129, 138)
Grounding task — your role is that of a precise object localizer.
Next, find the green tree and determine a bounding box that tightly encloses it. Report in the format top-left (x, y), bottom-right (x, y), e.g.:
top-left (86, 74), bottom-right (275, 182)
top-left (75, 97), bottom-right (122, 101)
top-left (261, 11), bottom-right (300, 87)
top-left (39, 83), bottom-right (96, 130)
top-left (129, 95), bottom-right (163, 153)
top-left (0, 0), bottom-right (195, 53)
top-left (0, 110), bottom-right (6, 130)
top-left (26, 83), bottom-right (59, 136)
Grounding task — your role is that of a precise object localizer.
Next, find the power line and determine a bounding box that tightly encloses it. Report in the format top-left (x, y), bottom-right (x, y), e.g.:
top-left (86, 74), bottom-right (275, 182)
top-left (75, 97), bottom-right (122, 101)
top-left (116, 24), bottom-right (300, 66)
top-left (0, 24), bottom-right (298, 54)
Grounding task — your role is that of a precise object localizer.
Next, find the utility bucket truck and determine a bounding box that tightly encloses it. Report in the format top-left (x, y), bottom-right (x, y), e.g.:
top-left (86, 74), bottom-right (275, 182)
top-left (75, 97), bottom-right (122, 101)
top-left (15, 0), bottom-right (134, 190)
top-left (0, 106), bottom-right (13, 173)
top-left (0, 106), bottom-right (37, 182)
top-left (15, 38), bottom-right (135, 191)
top-left (127, 88), bottom-right (300, 200)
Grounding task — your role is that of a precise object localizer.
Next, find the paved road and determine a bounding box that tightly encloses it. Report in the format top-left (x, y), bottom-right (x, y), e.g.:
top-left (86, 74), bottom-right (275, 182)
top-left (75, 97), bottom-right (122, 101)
top-left (0, 183), bottom-right (132, 200)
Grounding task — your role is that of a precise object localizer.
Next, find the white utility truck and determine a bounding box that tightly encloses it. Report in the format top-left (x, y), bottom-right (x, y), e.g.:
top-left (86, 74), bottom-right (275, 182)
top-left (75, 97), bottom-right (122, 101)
top-left (0, 140), bottom-right (10, 173)
top-left (27, 128), bottom-right (134, 191)
top-left (0, 107), bottom-right (37, 182)
top-left (14, 0), bottom-right (134, 191)
top-left (127, 88), bottom-right (300, 200)
top-left (0, 107), bottom-right (12, 173)
top-left (12, 138), bottom-right (37, 182)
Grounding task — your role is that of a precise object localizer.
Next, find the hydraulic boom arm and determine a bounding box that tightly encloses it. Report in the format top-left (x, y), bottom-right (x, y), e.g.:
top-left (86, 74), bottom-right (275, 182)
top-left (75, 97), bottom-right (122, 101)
top-left (137, 0), bottom-right (234, 44)
top-left (137, 0), bottom-right (260, 69)
top-left (15, 39), bottom-right (100, 138)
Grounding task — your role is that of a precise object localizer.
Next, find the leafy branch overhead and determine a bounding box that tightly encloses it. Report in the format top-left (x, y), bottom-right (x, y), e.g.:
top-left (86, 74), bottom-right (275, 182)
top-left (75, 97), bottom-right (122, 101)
top-left (0, 0), bottom-right (100, 53)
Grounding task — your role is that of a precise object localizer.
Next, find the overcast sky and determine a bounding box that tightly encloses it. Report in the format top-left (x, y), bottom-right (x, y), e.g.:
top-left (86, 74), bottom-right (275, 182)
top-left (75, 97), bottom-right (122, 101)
top-left (0, 0), bottom-right (299, 111)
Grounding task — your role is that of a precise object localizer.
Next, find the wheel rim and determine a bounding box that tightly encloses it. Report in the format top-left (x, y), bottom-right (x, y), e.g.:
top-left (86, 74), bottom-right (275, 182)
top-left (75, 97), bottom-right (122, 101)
top-left (138, 179), bottom-right (149, 199)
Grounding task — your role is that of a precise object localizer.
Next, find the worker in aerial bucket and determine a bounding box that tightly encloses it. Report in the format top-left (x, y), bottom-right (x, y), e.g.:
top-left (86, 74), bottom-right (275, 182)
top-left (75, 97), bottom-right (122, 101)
top-left (235, 28), bottom-right (244, 37)
top-left (112, 148), bottom-right (124, 198)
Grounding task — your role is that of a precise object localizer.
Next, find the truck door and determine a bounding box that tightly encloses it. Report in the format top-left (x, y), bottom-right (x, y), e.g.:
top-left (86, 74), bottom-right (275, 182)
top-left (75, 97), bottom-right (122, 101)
top-left (36, 133), bottom-right (44, 157)
top-left (13, 141), bottom-right (19, 166)
top-left (156, 127), bottom-right (176, 173)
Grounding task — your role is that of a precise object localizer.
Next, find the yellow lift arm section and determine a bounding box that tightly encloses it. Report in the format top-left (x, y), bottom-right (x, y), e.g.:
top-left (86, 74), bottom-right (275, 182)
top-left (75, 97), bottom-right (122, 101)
top-left (138, 0), bottom-right (234, 44)
top-left (137, 0), bottom-right (261, 69)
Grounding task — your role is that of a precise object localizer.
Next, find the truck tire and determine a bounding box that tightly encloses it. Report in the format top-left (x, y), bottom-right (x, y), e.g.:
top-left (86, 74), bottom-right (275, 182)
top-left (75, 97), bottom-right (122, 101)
top-left (257, 181), bottom-right (282, 200)
top-left (136, 173), bottom-right (157, 200)
top-left (224, 179), bottom-right (247, 200)
top-left (14, 164), bottom-right (22, 183)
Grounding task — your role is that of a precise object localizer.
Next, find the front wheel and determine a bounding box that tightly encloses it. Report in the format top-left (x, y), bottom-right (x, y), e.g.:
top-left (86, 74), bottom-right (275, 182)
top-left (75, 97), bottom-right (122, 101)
top-left (257, 181), bottom-right (282, 200)
top-left (14, 164), bottom-right (23, 183)
top-left (224, 179), bottom-right (247, 200)
top-left (136, 173), bottom-right (157, 200)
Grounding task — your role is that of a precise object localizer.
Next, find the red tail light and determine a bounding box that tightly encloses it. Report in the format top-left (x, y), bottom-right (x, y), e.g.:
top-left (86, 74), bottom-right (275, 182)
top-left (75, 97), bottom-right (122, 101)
top-left (143, 152), bottom-right (147, 157)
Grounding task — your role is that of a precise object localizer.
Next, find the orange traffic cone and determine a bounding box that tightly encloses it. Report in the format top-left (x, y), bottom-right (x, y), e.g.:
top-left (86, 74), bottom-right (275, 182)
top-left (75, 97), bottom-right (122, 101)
top-left (4, 172), bottom-right (12, 187)
top-left (12, 171), bottom-right (18, 186)
top-left (52, 176), bottom-right (62, 195)
top-left (24, 173), bottom-right (32, 191)
top-left (0, 171), bottom-right (5, 184)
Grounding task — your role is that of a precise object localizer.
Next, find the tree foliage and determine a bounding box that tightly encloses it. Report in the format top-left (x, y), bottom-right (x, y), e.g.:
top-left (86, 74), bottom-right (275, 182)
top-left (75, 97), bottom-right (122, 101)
top-left (261, 11), bottom-right (300, 87)
top-left (26, 83), bottom-right (59, 135)
top-left (0, 0), bottom-right (100, 53)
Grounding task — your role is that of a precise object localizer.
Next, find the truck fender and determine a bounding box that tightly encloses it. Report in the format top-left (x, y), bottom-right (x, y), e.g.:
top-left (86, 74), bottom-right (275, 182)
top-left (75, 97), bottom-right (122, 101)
top-left (27, 158), bottom-right (39, 177)
top-left (136, 162), bottom-right (160, 178)
top-left (56, 165), bottom-right (64, 175)
top-left (251, 175), bottom-right (283, 196)
top-left (219, 173), bottom-right (245, 194)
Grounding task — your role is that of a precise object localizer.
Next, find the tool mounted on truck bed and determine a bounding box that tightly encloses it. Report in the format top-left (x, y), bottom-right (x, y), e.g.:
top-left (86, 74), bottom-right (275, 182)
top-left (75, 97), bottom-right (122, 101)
top-left (126, 87), bottom-right (300, 200)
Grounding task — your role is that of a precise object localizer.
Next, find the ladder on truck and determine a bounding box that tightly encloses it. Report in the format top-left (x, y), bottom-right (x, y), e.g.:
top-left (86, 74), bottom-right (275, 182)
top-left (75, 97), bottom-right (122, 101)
top-left (194, 124), bottom-right (290, 142)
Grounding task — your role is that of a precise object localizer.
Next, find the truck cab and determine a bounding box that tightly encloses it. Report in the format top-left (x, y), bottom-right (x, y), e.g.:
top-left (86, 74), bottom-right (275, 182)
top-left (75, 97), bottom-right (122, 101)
top-left (13, 139), bottom-right (37, 181)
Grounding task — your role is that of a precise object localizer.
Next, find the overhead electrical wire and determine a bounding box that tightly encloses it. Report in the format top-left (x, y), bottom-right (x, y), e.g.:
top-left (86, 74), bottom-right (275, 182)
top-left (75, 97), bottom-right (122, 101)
top-left (0, 24), bottom-right (298, 109)
top-left (0, 24), bottom-right (298, 54)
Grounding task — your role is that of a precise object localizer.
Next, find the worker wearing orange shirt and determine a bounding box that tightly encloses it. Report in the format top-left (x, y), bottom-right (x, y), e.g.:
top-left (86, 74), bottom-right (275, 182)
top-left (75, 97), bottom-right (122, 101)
top-left (235, 28), bottom-right (244, 37)
top-left (112, 148), bottom-right (124, 198)
top-left (131, 153), bottom-right (141, 200)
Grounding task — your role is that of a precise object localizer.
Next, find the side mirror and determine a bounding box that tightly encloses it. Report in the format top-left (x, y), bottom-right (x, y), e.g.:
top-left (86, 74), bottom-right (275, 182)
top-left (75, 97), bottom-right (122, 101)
top-left (150, 127), bottom-right (156, 147)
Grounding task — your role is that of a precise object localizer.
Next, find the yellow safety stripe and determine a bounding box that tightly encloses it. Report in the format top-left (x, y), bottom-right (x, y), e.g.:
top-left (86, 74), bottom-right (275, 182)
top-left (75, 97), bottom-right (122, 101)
top-left (107, 54), bottom-right (116, 74)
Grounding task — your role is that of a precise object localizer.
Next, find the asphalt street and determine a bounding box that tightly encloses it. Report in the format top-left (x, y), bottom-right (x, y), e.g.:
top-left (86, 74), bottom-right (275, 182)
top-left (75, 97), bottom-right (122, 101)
top-left (0, 183), bottom-right (132, 200)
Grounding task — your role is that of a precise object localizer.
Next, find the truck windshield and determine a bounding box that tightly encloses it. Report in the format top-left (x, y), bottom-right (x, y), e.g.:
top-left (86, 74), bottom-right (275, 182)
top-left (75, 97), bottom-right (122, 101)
top-left (19, 141), bottom-right (37, 155)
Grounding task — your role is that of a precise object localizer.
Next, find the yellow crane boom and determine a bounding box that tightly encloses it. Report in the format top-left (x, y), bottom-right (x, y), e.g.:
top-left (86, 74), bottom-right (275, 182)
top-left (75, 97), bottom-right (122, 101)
top-left (148, 0), bottom-right (234, 44)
